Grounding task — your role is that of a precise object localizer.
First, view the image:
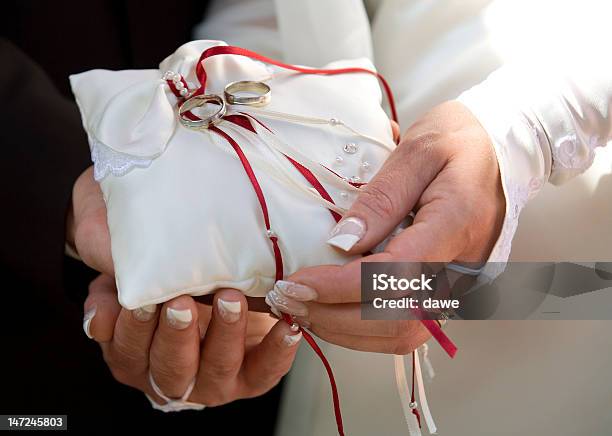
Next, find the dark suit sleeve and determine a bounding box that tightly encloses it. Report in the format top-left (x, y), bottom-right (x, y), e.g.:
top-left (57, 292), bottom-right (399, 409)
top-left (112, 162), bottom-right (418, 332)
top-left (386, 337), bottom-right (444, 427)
top-left (0, 38), bottom-right (91, 294)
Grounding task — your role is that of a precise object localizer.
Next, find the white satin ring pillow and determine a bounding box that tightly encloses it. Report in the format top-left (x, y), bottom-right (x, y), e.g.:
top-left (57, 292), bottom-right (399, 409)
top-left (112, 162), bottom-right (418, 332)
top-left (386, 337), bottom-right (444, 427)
top-left (70, 40), bottom-right (395, 309)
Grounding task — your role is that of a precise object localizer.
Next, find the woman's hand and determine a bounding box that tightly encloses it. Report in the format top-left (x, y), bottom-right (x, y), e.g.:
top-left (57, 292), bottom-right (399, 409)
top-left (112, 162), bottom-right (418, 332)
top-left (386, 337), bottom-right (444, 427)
top-left (265, 101), bottom-right (505, 354)
top-left (84, 274), bottom-right (301, 407)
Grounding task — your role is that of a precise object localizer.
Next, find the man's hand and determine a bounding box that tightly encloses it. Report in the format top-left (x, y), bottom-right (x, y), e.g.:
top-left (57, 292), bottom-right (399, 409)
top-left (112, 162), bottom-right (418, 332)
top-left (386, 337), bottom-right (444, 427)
top-left (66, 166), bottom-right (113, 275)
top-left (84, 274), bottom-right (301, 406)
top-left (265, 100), bottom-right (505, 354)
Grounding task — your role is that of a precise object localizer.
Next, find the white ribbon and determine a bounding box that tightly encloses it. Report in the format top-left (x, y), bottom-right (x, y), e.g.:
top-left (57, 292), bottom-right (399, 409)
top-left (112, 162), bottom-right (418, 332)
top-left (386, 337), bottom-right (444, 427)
top-left (414, 348), bottom-right (438, 434)
top-left (394, 349), bottom-right (438, 436)
top-left (394, 354), bottom-right (422, 436)
top-left (240, 107), bottom-right (395, 152)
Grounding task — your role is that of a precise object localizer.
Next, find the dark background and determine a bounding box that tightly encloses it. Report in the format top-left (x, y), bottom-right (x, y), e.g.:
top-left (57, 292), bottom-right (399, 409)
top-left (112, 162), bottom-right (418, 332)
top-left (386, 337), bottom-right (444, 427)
top-left (0, 1), bottom-right (284, 433)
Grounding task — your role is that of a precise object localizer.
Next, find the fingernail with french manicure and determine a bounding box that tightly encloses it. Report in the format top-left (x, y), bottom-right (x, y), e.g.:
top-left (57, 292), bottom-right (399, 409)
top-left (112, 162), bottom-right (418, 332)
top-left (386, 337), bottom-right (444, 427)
top-left (283, 331), bottom-right (303, 347)
top-left (275, 280), bottom-right (318, 301)
top-left (217, 298), bottom-right (242, 324)
top-left (166, 307), bottom-right (192, 330)
top-left (265, 289), bottom-right (309, 317)
top-left (133, 304), bottom-right (157, 322)
top-left (83, 307), bottom-right (96, 339)
top-left (327, 217), bottom-right (366, 251)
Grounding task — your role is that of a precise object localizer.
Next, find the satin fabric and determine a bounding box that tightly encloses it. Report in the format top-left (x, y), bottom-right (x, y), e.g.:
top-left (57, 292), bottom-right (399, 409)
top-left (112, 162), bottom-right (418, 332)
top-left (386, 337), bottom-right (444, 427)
top-left (70, 40), bottom-right (394, 309)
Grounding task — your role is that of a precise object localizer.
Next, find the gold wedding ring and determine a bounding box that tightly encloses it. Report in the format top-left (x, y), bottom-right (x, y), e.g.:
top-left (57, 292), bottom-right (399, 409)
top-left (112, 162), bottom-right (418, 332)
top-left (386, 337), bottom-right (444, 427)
top-left (178, 94), bottom-right (226, 129)
top-left (224, 81), bottom-right (271, 107)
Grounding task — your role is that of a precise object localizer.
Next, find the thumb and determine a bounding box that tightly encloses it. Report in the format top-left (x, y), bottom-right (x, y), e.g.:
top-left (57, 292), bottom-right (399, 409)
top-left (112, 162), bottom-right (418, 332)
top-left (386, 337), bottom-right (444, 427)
top-left (326, 137), bottom-right (444, 255)
top-left (72, 167), bottom-right (114, 276)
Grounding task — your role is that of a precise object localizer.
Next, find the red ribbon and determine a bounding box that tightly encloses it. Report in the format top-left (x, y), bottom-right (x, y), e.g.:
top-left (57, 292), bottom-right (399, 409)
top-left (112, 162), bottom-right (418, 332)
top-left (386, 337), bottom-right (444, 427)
top-left (213, 115), bottom-right (345, 435)
top-left (194, 45), bottom-right (398, 123)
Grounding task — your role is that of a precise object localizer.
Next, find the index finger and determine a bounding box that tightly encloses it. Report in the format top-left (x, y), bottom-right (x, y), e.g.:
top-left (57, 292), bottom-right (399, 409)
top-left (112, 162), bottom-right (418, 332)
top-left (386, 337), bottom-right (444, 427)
top-left (288, 201), bottom-right (466, 304)
top-left (287, 252), bottom-right (390, 304)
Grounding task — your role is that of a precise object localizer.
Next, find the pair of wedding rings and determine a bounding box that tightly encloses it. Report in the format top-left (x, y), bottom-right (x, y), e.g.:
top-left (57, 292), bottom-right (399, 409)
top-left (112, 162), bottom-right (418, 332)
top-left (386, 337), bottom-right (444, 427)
top-left (178, 81), bottom-right (271, 130)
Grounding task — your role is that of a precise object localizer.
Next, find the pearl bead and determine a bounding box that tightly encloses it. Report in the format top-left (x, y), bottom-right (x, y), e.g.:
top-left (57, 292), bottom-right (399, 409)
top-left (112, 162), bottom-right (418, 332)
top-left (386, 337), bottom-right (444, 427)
top-left (266, 229), bottom-right (277, 238)
top-left (409, 401), bottom-right (418, 409)
top-left (163, 71), bottom-right (175, 80)
top-left (361, 161), bottom-right (371, 171)
top-left (290, 323), bottom-right (299, 332)
top-left (349, 176), bottom-right (361, 183)
top-left (343, 142), bottom-right (358, 154)
top-left (335, 156), bottom-right (344, 165)
top-left (179, 88), bottom-right (189, 97)
top-left (329, 118), bottom-right (343, 126)
top-left (175, 81), bottom-right (185, 90)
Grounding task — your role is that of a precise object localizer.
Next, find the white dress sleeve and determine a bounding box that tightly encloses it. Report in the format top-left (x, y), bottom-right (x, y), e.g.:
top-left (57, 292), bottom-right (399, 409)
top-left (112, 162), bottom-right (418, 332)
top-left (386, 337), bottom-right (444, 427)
top-left (457, 52), bottom-right (612, 264)
top-left (193, 0), bottom-right (372, 66)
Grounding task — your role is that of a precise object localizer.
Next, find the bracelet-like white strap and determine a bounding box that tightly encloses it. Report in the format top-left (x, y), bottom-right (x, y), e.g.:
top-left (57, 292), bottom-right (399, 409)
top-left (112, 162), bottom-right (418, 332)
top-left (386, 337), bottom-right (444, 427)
top-left (446, 262), bottom-right (484, 276)
top-left (145, 371), bottom-right (206, 412)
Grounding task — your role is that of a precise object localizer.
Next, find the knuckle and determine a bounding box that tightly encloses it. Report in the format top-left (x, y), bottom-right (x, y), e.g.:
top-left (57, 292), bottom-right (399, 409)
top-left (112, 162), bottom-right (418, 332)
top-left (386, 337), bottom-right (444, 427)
top-left (150, 366), bottom-right (179, 387)
top-left (151, 356), bottom-right (195, 382)
top-left (203, 361), bottom-right (240, 380)
top-left (404, 129), bottom-right (442, 155)
top-left (392, 337), bottom-right (418, 355)
top-left (358, 180), bottom-right (397, 220)
top-left (108, 343), bottom-right (147, 375)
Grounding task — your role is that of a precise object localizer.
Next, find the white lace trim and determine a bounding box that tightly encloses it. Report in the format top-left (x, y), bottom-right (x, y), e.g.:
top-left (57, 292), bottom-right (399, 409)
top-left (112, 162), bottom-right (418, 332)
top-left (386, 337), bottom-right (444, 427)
top-left (484, 112), bottom-right (547, 278)
top-left (551, 133), bottom-right (600, 175)
top-left (90, 137), bottom-right (154, 182)
top-left (482, 177), bottom-right (531, 280)
top-left (491, 180), bottom-right (529, 260)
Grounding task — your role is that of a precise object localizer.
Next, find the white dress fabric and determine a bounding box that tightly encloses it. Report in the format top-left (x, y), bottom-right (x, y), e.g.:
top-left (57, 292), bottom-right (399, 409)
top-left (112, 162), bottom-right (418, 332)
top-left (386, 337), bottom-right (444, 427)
top-left (70, 40), bottom-right (395, 309)
top-left (193, 1), bottom-right (612, 435)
